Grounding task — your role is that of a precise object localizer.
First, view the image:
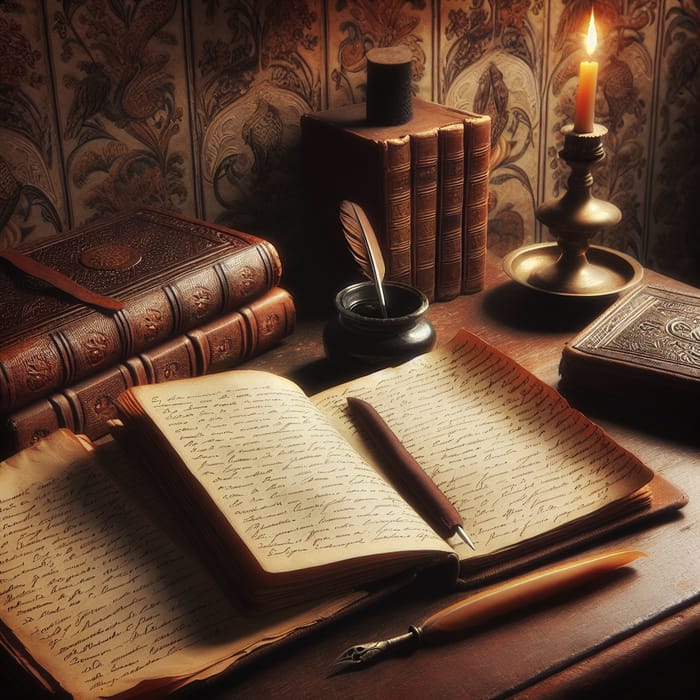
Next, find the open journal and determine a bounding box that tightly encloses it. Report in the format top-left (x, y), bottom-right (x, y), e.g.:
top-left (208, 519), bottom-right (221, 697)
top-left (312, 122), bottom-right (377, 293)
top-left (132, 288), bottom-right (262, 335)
top-left (0, 330), bottom-right (686, 698)
top-left (112, 329), bottom-right (682, 606)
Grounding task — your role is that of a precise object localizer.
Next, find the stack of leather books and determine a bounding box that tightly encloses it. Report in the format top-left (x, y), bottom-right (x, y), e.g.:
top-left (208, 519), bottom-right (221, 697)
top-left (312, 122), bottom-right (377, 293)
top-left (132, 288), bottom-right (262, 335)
top-left (0, 208), bottom-right (295, 457)
top-left (301, 98), bottom-right (491, 302)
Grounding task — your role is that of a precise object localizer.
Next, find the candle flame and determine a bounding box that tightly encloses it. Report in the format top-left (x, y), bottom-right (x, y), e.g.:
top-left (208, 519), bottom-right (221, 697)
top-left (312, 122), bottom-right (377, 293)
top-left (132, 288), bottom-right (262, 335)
top-left (586, 10), bottom-right (597, 56)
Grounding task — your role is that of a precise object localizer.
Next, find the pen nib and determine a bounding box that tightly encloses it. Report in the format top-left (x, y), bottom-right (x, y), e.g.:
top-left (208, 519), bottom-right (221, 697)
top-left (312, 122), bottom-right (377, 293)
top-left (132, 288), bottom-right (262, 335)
top-left (329, 628), bottom-right (420, 675)
top-left (456, 525), bottom-right (476, 551)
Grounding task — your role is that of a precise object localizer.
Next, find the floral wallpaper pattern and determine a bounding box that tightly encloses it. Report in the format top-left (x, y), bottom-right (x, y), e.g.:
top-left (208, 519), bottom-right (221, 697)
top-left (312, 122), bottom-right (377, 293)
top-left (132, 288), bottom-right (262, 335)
top-left (0, 0), bottom-right (698, 288)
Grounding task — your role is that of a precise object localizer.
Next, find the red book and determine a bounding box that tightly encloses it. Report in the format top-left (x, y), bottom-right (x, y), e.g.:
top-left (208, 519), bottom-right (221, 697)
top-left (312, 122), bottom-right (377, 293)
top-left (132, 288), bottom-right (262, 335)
top-left (0, 208), bottom-right (282, 413)
top-left (2, 287), bottom-right (295, 455)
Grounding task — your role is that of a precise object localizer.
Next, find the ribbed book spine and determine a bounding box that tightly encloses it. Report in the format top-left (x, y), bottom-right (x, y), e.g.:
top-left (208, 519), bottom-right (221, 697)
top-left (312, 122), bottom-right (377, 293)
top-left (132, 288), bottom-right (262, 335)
top-left (435, 123), bottom-right (465, 301)
top-left (383, 135), bottom-right (412, 285)
top-left (462, 115), bottom-right (492, 293)
top-left (410, 129), bottom-right (439, 301)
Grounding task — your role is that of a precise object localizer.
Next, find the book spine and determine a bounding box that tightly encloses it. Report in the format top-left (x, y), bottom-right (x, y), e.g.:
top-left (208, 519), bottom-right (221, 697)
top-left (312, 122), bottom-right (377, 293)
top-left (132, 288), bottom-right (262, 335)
top-left (1, 287), bottom-right (295, 454)
top-left (0, 241), bottom-right (282, 413)
top-left (461, 115), bottom-right (492, 294)
top-left (410, 129), bottom-right (439, 301)
top-left (383, 135), bottom-right (412, 286)
top-left (435, 123), bottom-right (465, 301)
top-left (188, 286), bottom-right (295, 372)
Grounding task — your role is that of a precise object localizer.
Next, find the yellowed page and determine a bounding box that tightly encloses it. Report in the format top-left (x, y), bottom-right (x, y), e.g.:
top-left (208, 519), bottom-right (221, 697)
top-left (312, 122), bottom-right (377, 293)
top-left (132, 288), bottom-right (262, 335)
top-left (0, 431), bottom-right (363, 699)
top-left (123, 372), bottom-right (452, 575)
top-left (312, 330), bottom-right (654, 557)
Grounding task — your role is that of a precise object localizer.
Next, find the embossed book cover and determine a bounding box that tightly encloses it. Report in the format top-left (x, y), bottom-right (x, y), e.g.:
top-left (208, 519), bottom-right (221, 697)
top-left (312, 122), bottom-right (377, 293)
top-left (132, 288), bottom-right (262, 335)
top-left (559, 285), bottom-right (700, 400)
top-left (0, 208), bottom-right (282, 413)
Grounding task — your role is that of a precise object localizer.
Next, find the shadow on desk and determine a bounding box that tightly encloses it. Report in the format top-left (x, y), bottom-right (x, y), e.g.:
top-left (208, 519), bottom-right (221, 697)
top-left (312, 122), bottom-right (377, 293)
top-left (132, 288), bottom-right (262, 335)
top-left (559, 388), bottom-right (700, 448)
top-left (481, 281), bottom-right (615, 335)
top-left (287, 357), bottom-right (369, 395)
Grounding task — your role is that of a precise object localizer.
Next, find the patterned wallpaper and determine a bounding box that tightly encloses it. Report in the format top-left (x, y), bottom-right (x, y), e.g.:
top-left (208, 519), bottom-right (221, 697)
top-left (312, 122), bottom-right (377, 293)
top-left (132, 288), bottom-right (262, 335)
top-left (1, 0), bottom-right (698, 289)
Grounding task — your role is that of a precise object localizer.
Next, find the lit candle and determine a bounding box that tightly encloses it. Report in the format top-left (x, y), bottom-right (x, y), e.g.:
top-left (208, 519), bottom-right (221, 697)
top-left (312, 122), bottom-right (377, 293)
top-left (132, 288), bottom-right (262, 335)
top-left (573, 10), bottom-right (598, 133)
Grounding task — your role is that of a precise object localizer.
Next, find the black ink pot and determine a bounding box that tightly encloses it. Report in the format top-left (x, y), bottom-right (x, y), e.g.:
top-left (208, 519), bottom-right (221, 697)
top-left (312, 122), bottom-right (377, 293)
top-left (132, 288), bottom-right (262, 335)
top-left (323, 281), bottom-right (436, 367)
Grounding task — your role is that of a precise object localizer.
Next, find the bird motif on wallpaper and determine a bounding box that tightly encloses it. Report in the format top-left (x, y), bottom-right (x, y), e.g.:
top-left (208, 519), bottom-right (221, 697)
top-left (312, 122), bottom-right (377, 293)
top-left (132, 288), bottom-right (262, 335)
top-left (0, 141), bottom-right (61, 249)
top-left (62, 0), bottom-right (177, 139)
top-left (64, 63), bottom-right (112, 140)
top-left (0, 156), bottom-right (22, 248)
top-left (601, 55), bottom-right (640, 130)
top-left (664, 20), bottom-right (700, 106)
top-left (338, 21), bottom-right (372, 73)
top-left (0, 157), bottom-right (21, 229)
top-left (474, 64), bottom-right (509, 148)
top-left (242, 98), bottom-right (284, 175)
top-left (471, 62), bottom-right (531, 255)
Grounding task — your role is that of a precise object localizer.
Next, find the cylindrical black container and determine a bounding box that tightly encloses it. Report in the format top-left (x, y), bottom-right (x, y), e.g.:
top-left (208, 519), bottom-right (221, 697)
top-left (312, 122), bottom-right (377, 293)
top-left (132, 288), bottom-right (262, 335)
top-left (324, 282), bottom-right (436, 367)
top-left (366, 46), bottom-right (413, 126)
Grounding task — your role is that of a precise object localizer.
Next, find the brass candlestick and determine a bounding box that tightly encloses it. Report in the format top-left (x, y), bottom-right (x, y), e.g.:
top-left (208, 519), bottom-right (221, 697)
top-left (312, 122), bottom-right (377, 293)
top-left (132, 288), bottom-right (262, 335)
top-left (503, 124), bottom-right (643, 297)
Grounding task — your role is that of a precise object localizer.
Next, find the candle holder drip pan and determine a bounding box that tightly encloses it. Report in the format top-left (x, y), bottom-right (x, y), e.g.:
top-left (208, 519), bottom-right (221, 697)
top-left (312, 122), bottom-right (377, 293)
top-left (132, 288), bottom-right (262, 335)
top-left (504, 124), bottom-right (643, 298)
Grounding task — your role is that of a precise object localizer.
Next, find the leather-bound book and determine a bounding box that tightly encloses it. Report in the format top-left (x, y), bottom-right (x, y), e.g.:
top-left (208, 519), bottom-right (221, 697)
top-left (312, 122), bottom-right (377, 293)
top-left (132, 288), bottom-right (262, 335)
top-left (301, 99), bottom-right (491, 302)
top-left (462, 115), bottom-right (492, 294)
top-left (0, 208), bottom-right (282, 413)
top-left (435, 123), bottom-right (465, 301)
top-left (1, 287), bottom-right (295, 455)
top-left (559, 285), bottom-right (700, 407)
top-left (410, 128), bottom-right (439, 300)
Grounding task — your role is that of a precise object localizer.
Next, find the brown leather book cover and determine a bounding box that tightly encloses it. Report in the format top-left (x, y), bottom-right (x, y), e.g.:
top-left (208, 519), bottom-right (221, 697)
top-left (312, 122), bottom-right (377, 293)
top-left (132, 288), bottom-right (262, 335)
top-left (559, 284), bottom-right (700, 400)
top-left (0, 208), bottom-right (282, 413)
top-left (435, 123), bottom-right (465, 301)
top-left (2, 287), bottom-right (295, 454)
top-left (384, 135), bottom-right (412, 284)
top-left (410, 128), bottom-right (439, 300)
top-left (462, 114), bottom-right (491, 294)
top-left (301, 99), bottom-right (491, 302)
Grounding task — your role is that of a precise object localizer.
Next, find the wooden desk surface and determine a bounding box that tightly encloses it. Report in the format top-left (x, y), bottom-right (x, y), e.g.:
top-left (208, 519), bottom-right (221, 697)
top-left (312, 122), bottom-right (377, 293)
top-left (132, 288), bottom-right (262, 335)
top-left (200, 255), bottom-right (699, 699)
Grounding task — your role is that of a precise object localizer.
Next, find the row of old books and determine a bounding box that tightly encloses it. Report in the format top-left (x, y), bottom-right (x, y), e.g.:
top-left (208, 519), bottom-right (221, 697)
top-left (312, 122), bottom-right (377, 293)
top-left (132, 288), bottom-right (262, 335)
top-left (301, 98), bottom-right (492, 302)
top-left (0, 208), bottom-right (295, 457)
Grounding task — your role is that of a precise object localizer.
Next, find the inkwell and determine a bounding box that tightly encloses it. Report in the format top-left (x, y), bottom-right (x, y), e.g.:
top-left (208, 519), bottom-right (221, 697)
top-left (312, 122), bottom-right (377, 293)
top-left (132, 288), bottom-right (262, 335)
top-left (324, 46), bottom-right (436, 367)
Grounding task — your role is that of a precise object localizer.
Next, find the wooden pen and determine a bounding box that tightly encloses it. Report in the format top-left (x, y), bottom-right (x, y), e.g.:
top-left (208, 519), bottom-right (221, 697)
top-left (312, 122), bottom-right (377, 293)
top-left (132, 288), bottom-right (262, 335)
top-left (346, 396), bottom-right (476, 550)
top-left (331, 548), bottom-right (646, 674)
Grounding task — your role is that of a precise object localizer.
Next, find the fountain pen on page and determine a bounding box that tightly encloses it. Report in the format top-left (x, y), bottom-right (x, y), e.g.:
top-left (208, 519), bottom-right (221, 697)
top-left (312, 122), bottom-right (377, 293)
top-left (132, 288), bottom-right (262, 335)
top-left (346, 396), bottom-right (476, 550)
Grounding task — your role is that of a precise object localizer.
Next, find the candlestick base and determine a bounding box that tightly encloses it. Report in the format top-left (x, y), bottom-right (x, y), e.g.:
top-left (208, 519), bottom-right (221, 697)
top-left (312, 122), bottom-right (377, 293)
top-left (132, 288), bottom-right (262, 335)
top-left (503, 243), bottom-right (643, 297)
top-left (503, 124), bottom-right (644, 297)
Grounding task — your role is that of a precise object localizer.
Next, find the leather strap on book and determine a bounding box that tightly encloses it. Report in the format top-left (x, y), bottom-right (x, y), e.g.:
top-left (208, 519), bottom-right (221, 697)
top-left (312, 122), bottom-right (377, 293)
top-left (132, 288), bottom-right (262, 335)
top-left (1, 249), bottom-right (124, 312)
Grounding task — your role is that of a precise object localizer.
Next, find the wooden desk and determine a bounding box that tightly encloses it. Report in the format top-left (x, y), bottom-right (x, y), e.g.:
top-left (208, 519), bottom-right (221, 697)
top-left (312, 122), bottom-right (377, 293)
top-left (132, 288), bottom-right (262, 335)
top-left (202, 255), bottom-right (699, 698)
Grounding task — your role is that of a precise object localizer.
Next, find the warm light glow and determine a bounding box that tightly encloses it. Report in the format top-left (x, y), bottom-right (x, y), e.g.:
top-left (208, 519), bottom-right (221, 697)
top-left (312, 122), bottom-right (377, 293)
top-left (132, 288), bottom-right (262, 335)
top-left (573, 9), bottom-right (599, 133)
top-left (586, 10), bottom-right (597, 56)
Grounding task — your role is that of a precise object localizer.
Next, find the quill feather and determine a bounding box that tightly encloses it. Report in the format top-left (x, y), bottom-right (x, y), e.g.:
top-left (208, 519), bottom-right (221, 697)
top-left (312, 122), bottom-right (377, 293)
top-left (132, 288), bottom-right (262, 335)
top-left (339, 200), bottom-right (388, 318)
